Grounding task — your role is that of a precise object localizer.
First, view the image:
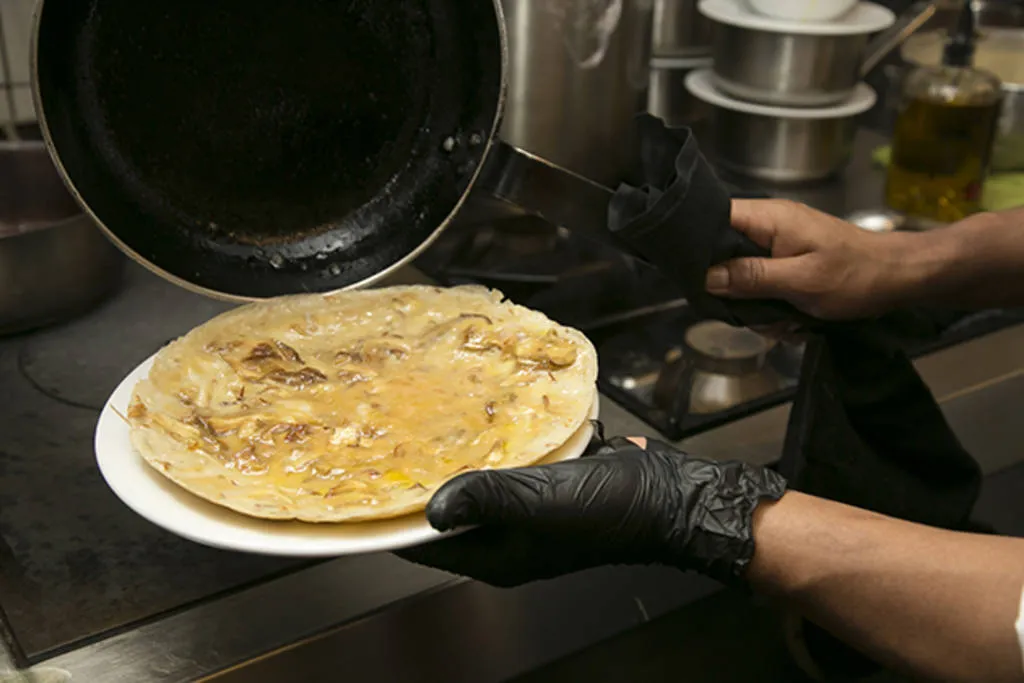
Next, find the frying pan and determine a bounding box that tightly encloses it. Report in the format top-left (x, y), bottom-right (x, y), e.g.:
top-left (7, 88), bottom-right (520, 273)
top-left (32, 0), bottom-right (767, 302)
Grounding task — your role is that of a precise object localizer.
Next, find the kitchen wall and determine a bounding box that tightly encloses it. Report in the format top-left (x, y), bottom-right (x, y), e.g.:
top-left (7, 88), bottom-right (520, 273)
top-left (0, 0), bottom-right (37, 126)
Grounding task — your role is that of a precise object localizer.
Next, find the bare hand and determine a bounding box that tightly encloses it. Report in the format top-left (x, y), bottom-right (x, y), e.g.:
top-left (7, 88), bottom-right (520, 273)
top-left (705, 199), bottom-right (916, 321)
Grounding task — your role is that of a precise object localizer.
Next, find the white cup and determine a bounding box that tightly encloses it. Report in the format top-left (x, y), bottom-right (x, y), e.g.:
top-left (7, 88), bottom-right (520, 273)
top-left (746, 0), bottom-right (859, 22)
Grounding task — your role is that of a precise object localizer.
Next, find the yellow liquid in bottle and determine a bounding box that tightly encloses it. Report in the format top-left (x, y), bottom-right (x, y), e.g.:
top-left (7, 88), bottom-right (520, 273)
top-left (885, 67), bottom-right (1002, 223)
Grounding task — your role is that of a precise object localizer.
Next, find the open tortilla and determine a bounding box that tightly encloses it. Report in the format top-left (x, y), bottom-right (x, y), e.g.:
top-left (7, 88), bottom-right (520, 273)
top-left (127, 285), bottom-right (598, 523)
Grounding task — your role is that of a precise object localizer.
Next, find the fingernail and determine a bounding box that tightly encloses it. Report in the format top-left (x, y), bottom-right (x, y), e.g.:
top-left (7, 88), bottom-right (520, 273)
top-left (706, 266), bottom-right (730, 292)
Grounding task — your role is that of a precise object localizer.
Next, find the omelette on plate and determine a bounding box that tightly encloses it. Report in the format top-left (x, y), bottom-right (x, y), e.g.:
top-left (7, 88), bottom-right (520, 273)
top-left (126, 285), bottom-right (598, 523)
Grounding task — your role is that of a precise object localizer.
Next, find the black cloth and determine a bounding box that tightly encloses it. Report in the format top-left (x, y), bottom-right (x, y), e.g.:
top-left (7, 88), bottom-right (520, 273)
top-left (608, 115), bottom-right (802, 327)
top-left (780, 332), bottom-right (980, 528)
top-left (608, 114), bottom-right (982, 531)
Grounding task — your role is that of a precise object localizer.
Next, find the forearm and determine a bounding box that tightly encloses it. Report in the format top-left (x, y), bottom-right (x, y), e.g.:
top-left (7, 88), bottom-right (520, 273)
top-left (893, 208), bottom-right (1024, 311)
top-left (748, 491), bottom-right (1024, 682)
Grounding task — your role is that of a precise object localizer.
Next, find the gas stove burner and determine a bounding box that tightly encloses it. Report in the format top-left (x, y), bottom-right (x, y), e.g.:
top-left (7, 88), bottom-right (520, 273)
top-left (653, 322), bottom-right (786, 422)
top-left (16, 274), bottom-right (232, 412)
top-left (684, 321), bottom-right (776, 364)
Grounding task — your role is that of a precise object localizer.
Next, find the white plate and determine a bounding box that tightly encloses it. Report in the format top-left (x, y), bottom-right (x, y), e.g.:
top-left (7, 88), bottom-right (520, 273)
top-left (685, 68), bottom-right (877, 118)
top-left (746, 0), bottom-right (857, 23)
top-left (96, 354), bottom-right (600, 557)
top-left (699, 0), bottom-right (894, 35)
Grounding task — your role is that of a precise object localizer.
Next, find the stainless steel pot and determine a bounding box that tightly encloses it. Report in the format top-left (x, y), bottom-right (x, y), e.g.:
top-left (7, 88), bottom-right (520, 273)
top-left (712, 112), bottom-right (860, 182)
top-left (498, 0), bottom-right (653, 186)
top-left (0, 141), bottom-right (123, 335)
top-left (453, 0), bottom-right (655, 226)
top-left (685, 70), bottom-right (877, 183)
top-left (652, 0), bottom-right (712, 57)
top-left (702, 0), bottom-right (935, 107)
top-left (648, 56), bottom-right (713, 125)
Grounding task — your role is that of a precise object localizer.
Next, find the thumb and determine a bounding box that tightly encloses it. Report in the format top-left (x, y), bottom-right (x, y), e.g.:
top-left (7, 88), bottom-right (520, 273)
top-left (425, 468), bottom-right (553, 531)
top-left (705, 255), bottom-right (808, 300)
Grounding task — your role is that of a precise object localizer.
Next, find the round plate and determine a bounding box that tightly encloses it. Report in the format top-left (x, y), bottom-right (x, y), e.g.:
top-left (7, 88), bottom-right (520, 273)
top-left (95, 354), bottom-right (600, 557)
top-left (698, 0), bottom-right (894, 35)
top-left (685, 69), bottom-right (877, 118)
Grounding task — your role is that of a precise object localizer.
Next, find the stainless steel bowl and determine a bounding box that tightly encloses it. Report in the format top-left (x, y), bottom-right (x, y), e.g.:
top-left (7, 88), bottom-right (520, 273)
top-left (711, 26), bottom-right (869, 106)
top-left (0, 141), bottom-right (124, 335)
top-left (699, 0), bottom-right (932, 107)
top-left (686, 70), bottom-right (877, 183)
top-left (711, 111), bottom-right (860, 182)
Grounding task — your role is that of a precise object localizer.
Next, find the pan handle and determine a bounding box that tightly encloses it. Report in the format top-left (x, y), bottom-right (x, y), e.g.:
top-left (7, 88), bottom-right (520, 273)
top-left (859, 1), bottom-right (937, 78)
top-left (473, 139), bottom-right (618, 237)
top-left (475, 137), bottom-right (774, 263)
top-left (473, 135), bottom-right (810, 328)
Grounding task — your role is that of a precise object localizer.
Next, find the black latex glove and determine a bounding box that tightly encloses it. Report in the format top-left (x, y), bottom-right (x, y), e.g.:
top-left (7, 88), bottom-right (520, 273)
top-left (397, 435), bottom-right (787, 588)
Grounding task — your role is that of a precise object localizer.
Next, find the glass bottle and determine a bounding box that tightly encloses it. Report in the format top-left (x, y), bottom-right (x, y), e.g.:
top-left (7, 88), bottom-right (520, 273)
top-left (885, 3), bottom-right (1003, 224)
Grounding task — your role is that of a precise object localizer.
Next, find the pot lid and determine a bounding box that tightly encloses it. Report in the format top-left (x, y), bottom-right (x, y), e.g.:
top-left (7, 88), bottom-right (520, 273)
top-left (698, 0), bottom-right (894, 36)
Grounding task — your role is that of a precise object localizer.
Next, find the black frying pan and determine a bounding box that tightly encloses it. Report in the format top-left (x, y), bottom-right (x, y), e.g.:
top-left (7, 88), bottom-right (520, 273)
top-left (33, 0), bottom-right (779, 304)
top-left (33, 0), bottom-right (505, 299)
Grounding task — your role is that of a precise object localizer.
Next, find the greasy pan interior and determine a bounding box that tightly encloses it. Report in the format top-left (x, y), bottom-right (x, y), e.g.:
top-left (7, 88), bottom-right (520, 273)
top-left (33, 0), bottom-right (505, 299)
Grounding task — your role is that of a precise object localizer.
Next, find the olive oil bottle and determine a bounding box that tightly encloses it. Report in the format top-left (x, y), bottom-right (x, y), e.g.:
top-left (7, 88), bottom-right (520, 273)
top-left (885, 2), bottom-right (1003, 224)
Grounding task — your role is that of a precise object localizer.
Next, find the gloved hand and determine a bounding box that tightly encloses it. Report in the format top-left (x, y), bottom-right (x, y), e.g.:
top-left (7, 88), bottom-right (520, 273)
top-left (397, 435), bottom-right (787, 588)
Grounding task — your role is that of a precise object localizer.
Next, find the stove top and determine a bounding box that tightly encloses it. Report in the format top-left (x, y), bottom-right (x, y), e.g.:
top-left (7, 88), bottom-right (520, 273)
top-left (3, 211), bottom-right (1019, 664)
top-left (0, 265), bottom-right (309, 664)
top-left (417, 215), bottom-right (1024, 439)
